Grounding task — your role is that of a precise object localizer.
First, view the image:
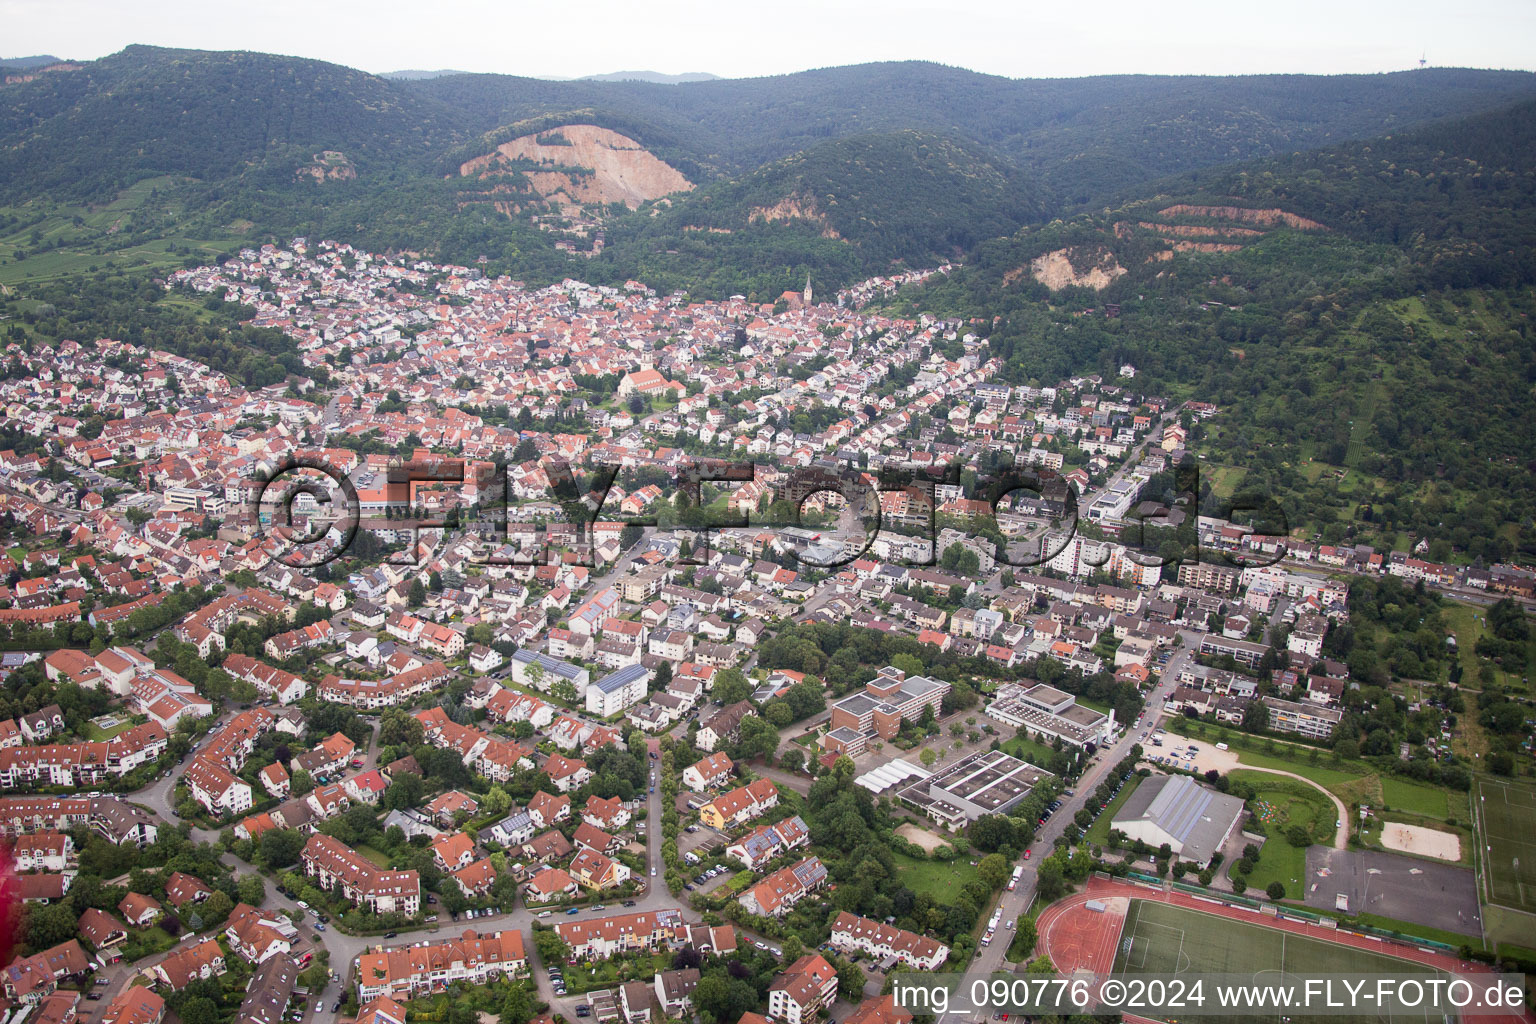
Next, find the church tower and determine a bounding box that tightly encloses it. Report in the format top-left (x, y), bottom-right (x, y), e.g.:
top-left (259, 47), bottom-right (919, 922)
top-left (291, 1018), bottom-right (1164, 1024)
top-left (802, 274), bottom-right (813, 307)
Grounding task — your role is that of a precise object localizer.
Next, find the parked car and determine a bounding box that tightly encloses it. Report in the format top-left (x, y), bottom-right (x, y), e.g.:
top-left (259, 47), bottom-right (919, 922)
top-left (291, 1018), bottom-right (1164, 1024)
top-left (384, 931), bottom-right (397, 939)
top-left (566, 907), bottom-right (580, 915)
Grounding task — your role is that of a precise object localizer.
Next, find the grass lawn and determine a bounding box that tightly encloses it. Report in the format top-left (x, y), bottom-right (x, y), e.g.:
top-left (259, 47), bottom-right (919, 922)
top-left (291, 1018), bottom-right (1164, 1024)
top-left (1204, 464), bottom-right (1248, 499)
top-left (893, 851), bottom-right (979, 899)
top-left (356, 845), bottom-right (393, 868)
top-left (1380, 777), bottom-right (1449, 819)
top-left (120, 925), bottom-right (178, 962)
top-left (1115, 899), bottom-right (1455, 1024)
top-left (1230, 776), bottom-right (1334, 898)
top-left (1002, 736), bottom-right (1057, 767)
top-left (562, 952), bottom-right (672, 995)
top-left (1442, 602), bottom-right (1535, 694)
top-left (1085, 773), bottom-right (1143, 846)
top-left (83, 719), bottom-right (135, 740)
top-left (1474, 774), bottom-right (1536, 916)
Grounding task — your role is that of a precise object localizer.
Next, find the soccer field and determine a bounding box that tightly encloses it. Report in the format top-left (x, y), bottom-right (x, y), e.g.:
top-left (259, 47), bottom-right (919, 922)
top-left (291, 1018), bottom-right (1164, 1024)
top-left (1112, 900), bottom-right (1445, 1024)
top-left (1474, 775), bottom-right (1536, 913)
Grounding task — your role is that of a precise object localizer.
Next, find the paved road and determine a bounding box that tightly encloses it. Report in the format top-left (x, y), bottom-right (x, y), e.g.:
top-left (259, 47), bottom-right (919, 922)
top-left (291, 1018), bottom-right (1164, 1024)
top-left (963, 656), bottom-right (1181, 980)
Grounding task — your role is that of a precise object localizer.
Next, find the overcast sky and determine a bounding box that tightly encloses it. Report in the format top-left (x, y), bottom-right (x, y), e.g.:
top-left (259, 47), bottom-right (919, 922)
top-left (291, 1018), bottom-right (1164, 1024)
top-left (6, 0), bottom-right (1536, 80)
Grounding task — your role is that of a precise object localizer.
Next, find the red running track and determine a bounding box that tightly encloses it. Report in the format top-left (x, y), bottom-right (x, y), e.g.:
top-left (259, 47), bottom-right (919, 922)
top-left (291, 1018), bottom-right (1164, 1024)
top-left (1035, 876), bottom-right (1534, 1024)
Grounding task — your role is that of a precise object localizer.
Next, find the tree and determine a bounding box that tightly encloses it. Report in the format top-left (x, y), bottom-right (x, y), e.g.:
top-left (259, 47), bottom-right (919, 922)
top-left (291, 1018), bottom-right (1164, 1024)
top-left (290, 768), bottom-right (315, 797)
top-left (260, 828), bottom-right (306, 869)
top-left (26, 903), bottom-right (77, 947)
top-left (1266, 881), bottom-right (1286, 900)
top-left (713, 669), bottom-right (752, 706)
top-left (381, 772), bottom-right (425, 811)
top-left (836, 959), bottom-right (867, 1000)
top-left (734, 715), bottom-right (780, 762)
top-left (237, 874), bottom-right (266, 906)
top-left (977, 853), bottom-right (1010, 890)
top-left (482, 786), bottom-right (512, 817)
top-left (202, 890), bottom-right (233, 925)
top-left (534, 930), bottom-right (569, 964)
top-left (1034, 858), bottom-right (1068, 902)
top-left (379, 708), bottom-right (424, 748)
top-left (179, 998), bottom-right (219, 1024)
top-left (920, 747), bottom-right (938, 767)
top-left (969, 814), bottom-right (1016, 853)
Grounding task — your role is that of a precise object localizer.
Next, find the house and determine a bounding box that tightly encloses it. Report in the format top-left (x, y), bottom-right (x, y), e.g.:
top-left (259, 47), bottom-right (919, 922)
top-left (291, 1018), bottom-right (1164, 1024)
top-left (582, 795), bottom-right (631, 831)
top-left (14, 831), bottom-right (72, 872)
top-left (516, 830), bottom-right (573, 865)
top-left (570, 848), bottom-right (631, 890)
top-left (2, 939), bottom-right (90, 1003)
top-left (829, 911), bottom-right (949, 970)
top-left (302, 834), bottom-right (419, 915)
top-left (726, 816), bottom-right (810, 870)
top-left (573, 821), bottom-right (621, 854)
top-left (653, 969), bottom-right (701, 1018)
top-left (523, 867), bottom-right (579, 904)
top-left (355, 998), bottom-right (407, 1024)
top-left (99, 987), bottom-right (165, 1024)
top-left (224, 903), bottom-right (297, 964)
top-left (586, 664), bottom-right (649, 717)
top-left (451, 858), bottom-right (498, 898)
top-left (16, 873), bottom-right (72, 904)
top-left (699, 778), bottom-right (777, 831)
top-left (181, 758), bottom-right (253, 818)
top-left (542, 753), bottom-right (593, 793)
top-left (468, 645), bottom-right (504, 675)
top-left (696, 701), bottom-right (754, 752)
top-left (292, 731), bottom-right (356, 778)
top-left (344, 769), bottom-right (389, 806)
top-left (153, 938), bottom-right (226, 990)
top-left (235, 955), bottom-right (298, 1024)
top-left (118, 892), bottom-right (162, 927)
top-left (528, 790), bottom-right (570, 829)
top-left (681, 751), bottom-right (733, 792)
top-left (76, 908), bottom-right (128, 952)
top-left (425, 790), bottom-right (480, 826)
top-left (431, 832), bottom-right (477, 873)
top-left (258, 762), bottom-right (290, 799)
top-left (353, 930), bottom-right (526, 1001)
top-left (738, 857), bottom-right (826, 918)
top-left (20, 705), bottom-right (66, 743)
top-left (163, 871), bottom-right (212, 909)
top-left (767, 955), bottom-right (839, 1024)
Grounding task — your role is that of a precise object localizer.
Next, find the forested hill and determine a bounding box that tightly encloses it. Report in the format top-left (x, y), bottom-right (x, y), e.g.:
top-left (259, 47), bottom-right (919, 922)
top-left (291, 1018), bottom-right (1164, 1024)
top-left (595, 131), bottom-right (1047, 298)
top-left (408, 62), bottom-right (1536, 206)
top-left (896, 97), bottom-right (1536, 564)
top-left (0, 45), bottom-right (469, 200)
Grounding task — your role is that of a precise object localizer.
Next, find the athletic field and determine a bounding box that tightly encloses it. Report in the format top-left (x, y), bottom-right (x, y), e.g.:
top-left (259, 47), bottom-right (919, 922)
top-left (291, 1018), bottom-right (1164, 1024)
top-left (1112, 899), bottom-right (1446, 1024)
top-left (1474, 774), bottom-right (1536, 913)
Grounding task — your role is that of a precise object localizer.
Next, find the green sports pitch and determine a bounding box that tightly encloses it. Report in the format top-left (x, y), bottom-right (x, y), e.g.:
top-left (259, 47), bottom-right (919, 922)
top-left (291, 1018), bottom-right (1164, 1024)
top-left (1474, 775), bottom-right (1536, 914)
top-left (1112, 900), bottom-right (1449, 1024)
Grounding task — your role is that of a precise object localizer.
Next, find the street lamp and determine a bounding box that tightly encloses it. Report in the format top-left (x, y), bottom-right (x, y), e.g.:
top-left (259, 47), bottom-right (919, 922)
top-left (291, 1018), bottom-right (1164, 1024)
top-left (1362, 867), bottom-right (1381, 909)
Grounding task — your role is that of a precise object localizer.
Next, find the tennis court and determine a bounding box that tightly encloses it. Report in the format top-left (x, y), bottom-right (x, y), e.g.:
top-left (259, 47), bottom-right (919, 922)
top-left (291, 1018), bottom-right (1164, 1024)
top-left (1474, 774), bottom-right (1536, 913)
top-left (1112, 899), bottom-right (1449, 1024)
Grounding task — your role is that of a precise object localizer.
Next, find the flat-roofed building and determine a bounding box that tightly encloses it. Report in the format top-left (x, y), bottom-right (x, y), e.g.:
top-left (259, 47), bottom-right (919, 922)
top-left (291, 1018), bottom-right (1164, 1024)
top-left (986, 681), bottom-right (1113, 748)
top-left (1261, 695), bottom-right (1342, 739)
top-left (898, 749), bottom-right (1052, 828)
top-left (825, 666), bottom-right (948, 752)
